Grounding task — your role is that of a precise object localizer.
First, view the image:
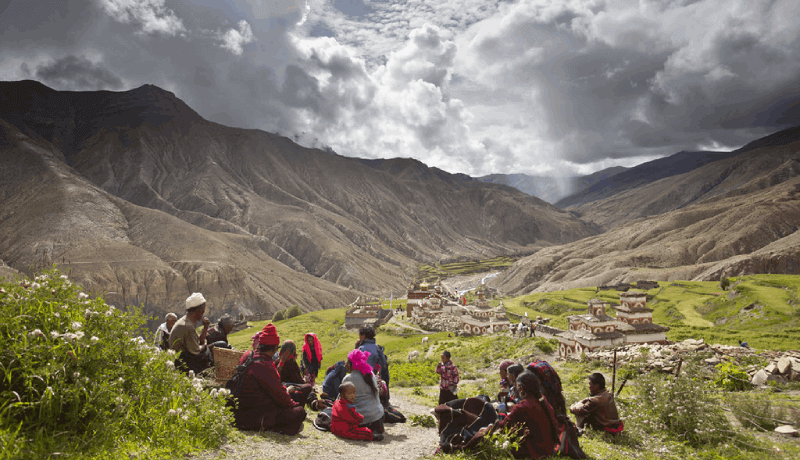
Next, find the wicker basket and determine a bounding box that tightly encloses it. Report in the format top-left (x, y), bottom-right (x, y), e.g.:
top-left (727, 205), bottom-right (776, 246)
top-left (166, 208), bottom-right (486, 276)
top-left (212, 347), bottom-right (245, 384)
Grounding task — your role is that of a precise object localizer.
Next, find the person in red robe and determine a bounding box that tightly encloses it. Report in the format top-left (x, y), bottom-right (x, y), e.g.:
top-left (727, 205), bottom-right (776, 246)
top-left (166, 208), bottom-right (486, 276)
top-left (331, 382), bottom-right (383, 441)
top-left (232, 324), bottom-right (307, 435)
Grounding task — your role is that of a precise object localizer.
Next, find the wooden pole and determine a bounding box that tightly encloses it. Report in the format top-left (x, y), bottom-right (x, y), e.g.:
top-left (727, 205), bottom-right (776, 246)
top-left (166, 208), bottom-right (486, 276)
top-left (675, 358), bottom-right (683, 378)
top-left (612, 349), bottom-right (617, 394)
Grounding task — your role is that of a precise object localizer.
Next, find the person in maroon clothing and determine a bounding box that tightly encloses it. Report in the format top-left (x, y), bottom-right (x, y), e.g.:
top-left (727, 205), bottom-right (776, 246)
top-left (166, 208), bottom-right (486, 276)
top-left (232, 324), bottom-right (307, 434)
top-left (478, 371), bottom-right (559, 459)
top-left (331, 382), bottom-right (383, 442)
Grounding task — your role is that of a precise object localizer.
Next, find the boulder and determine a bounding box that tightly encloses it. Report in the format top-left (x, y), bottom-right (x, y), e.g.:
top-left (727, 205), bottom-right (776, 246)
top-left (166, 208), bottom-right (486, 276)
top-left (774, 425), bottom-right (799, 437)
top-left (777, 357), bottom-right (793, 374)
top-left (766, 374), bottom-right (787, 384)
top-left (705, 357), bottom-right (721, 366)
top-left (765, 363), bottom-right (778, 374)
top-left (751, 369), bottom-right (769, 386)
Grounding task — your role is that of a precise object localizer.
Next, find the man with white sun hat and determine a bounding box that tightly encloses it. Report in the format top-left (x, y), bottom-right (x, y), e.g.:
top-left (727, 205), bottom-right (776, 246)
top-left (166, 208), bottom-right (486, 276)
top-left (169, 292), bottom-right (213, 374)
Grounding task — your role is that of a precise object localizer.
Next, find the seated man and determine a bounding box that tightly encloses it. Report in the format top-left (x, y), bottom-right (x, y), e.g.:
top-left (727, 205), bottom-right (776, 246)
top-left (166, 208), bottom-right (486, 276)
top-left (169, 293), bottom-right (214, 375)
top-left (569, 372), bottom-right (623, 434)
top-left (155, 312), bottom-right (177, 351)
top-left (206, 315), bottom-right (234, 349)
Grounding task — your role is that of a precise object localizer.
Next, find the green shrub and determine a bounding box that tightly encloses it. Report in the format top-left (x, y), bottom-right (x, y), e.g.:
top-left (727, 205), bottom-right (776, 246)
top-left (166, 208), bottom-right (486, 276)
top-left (0, 268), bottom-right (234, 459)
top-left (533, 338), bottom-right (555, 354)
top-left (713, 362), bottom-right (752, 391)
top-left (272, 309), bottom-right (286, 322)
top-left (626, 366), bottom-right (731, 447)
top-left (285, 305), bottom-right (303, 319)
top-left (720, 277), bottom-right (731, 290)
top-left (409, 414), bottom-right (437, 428)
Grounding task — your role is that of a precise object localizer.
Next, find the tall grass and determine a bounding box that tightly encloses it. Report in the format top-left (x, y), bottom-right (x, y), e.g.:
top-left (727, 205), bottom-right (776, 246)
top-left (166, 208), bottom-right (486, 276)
top-left (0, 268), bottom-right (235, 460)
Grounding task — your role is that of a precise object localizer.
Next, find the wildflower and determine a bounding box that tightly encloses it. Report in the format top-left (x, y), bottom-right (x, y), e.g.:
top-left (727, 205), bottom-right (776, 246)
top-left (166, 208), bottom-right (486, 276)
top-left (71, 321), bottom-right (81, 330)
top-left (181, 414), bottom-right (189, 421)
top-left (90, 336), bottom-right (99, 342)
top-left (54, 312), bottom-right (60, 318)
top-left (31, 282), bottom-right (40, 289)
top-left (166, 361), bottom-right (174, 369)
top-left (168, 409), bottom-right (177, 416)
top-left (61, 275), bottom-right (68, 280)
top-left (73, 372), bottom-right (80, 379)
top-left (76, 331), bottom-right (85, 340)
top-left (502, 441), bottom-right (510, 449)
top-left (210, 389), bottom-right (218, 398)
top-left (28, 329), bottom-right (45, 339)
top-left (176, 408), bottom-right (183, 414)
top-left (188, 370), bottom-right (195, 378)
top-left (105, 310), bottom-right (112, 317)
top-left (78, 292), bottom-right (89, 300)
top-left (63, 332), bottom-right (78, 342)
top-left (0, 287), bottom-right (5, 294)
top-left (50, 331), bottom-right (60, 339)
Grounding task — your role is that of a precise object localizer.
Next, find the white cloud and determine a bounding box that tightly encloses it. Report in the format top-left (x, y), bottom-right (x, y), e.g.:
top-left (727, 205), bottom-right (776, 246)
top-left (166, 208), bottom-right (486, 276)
top-left (96, 0), bottom-right (186, 36)
top-left (219, 20), bottom-right (256, 55)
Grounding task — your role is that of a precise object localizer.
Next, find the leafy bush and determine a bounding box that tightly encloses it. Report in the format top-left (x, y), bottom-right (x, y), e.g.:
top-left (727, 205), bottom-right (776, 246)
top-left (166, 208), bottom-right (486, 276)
top-left (0, 268), bottom-right (234, 459)
top-left (409, 414), bottom-right (437, 428)
top-left (472, 424), bottom-right (522, 460)
top-left (285, 305), bottom-right (303, 319)
top-left (533, 338), bottom-right (555, 354)
top-left (626, 366), bottom-right (731, 447)
top-left (272, 309), bottom-right (286, 322)
top-left (713, 362), bottom-right (752, 391)
top-left (720, 277), bottom-right (731, 290)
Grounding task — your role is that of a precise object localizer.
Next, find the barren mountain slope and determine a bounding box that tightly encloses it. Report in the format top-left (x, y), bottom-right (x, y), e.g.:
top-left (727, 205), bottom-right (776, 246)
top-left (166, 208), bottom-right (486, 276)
top-left (566, 137), bottom-right (800, 230)
top-left (0, 119), bottom-right (355, 320)
top-left (0, 81), bottom-right (598, 318)
top-left (494, 174), bottom-right (800, 294)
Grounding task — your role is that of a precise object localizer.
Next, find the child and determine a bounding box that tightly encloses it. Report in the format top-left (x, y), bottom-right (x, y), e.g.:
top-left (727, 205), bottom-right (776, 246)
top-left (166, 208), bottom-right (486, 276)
top-left (301, 332), bottom-right (323, 386)
top-left (331, 382), bottom-right (384, 441)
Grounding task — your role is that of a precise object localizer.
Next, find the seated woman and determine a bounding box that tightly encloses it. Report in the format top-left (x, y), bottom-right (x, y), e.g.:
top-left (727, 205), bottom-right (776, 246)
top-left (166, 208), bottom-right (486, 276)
top-left (504, 363), bottom-right (525, 408)
top-left (274, 339), bottom-right (318, 407)
top-left (527, 359), bottom-right (567, 420)
top-left (497, 360), bottom-right (515, 402)
top-left (232, 324), bottom-right (307, 435)
top-left (479, 371), bottom-right (559, 459)
top-left (342, 349), bottom-right (385, 434)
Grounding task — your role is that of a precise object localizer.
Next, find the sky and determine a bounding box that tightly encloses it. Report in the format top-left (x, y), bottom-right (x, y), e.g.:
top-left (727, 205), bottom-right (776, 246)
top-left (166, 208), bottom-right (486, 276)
top-left (2, 0), bottom-right (800, 179)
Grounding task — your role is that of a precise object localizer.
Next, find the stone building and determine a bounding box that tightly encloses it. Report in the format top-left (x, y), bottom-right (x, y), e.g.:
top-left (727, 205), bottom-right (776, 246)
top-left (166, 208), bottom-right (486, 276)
top-left (458, 287), bottom-right (511, 335)
top-left (557, 292), bottom-right (669, 358)
top-left (345, 296), bottom-right (393, 329)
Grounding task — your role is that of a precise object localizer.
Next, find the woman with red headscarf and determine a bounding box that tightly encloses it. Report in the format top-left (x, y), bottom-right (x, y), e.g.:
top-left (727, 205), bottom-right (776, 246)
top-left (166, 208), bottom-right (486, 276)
top-left (301, 332), bottom-right (323, 386)
top-left (233, 324), bottom-right (307, 434)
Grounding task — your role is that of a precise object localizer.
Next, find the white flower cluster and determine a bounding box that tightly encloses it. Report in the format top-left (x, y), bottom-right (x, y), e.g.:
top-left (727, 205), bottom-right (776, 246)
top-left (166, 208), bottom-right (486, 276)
top-left (28, 329), bottom-right (46, 339)
top-left (209, 388), bottom-right (230, 398)
top-left (78, 292), bottom-right (89, 300)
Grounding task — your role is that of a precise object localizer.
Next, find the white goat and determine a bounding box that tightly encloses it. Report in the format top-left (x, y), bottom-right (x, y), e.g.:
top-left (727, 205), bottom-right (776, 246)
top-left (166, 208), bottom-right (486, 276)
top-left (408, 350), bottom-right (420, 361)
top-left (422, 336), bottom-right (429, 345)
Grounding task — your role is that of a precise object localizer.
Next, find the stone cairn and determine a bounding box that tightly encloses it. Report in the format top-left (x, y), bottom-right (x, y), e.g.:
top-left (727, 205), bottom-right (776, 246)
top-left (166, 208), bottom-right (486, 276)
top-left (416, 314), bottom-right (464, 334)
top-left (578, 338), bottom-right (800, 384)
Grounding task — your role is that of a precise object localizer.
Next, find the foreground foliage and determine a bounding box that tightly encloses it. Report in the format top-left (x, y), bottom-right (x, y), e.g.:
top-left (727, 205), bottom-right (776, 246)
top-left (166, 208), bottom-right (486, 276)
top-left (0, 268), bottom-right (235, 460)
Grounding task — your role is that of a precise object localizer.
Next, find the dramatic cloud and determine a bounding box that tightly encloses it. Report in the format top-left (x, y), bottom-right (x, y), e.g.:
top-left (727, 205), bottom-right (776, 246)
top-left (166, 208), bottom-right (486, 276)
top-left (1, 0), bottom-right (799, 178)
top-left (24, 55), bottom-right (124, 90)
top-left (96, 0), bottom-right (186, 36)
top-left (218, 20), bottom-right (255, 55)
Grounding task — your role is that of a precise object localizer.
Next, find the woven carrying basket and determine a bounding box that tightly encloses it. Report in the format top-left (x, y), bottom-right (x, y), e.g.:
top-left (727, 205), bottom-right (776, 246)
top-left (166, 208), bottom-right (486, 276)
top-left (212, 347), bottom-right (245, 384)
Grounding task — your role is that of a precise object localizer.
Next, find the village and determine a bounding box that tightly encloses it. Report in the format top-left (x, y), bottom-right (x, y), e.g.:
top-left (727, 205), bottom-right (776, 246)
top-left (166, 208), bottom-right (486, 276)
top-left (344, 280), bottom-right (670, 359)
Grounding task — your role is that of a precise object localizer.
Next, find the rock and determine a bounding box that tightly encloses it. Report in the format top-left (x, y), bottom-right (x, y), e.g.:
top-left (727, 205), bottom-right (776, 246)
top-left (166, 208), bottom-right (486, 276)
top-left (767, 374), bottom-right (787, 384)
top-left (791, 370), bottom-right (800, 382)
top-left (777, 357), bottom-right (793, 374)
top-left (765, 363), bottom-right (778, 374)
top-left (705, 357), bottom-right (721, 365)
top-left (752, 369), bottom-right (769, 386)
top-left (774, 425), bottom-right (799, 437)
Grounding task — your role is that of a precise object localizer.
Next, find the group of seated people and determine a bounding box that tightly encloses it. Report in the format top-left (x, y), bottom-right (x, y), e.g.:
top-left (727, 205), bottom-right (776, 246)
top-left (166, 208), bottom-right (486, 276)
top-left (158, 293), bottom-right (620, 453)
top-left (435, 358), bottom-right (621, 459)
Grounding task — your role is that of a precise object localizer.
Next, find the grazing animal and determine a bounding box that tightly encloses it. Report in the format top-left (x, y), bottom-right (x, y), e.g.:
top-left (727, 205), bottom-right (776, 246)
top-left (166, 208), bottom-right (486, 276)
top-left (408, 350), bottom-right (420, 361)
top-left (422, 336), bottom-right (429, 344)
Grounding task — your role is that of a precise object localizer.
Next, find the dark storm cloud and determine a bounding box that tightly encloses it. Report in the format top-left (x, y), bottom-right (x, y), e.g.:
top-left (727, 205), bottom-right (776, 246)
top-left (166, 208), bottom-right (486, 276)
top-left (33, 55), bottom-right (124, 90)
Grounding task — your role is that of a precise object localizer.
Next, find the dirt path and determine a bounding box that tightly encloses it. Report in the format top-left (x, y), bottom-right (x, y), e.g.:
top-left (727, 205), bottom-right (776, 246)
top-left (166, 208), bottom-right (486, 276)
top-left (191, 389), bottom-right (440, 460)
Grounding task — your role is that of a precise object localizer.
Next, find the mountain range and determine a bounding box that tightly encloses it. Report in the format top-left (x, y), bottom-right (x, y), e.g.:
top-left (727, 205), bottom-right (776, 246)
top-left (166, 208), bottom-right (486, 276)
top-left (1, 80), bottom-right (798, 320)
top-left (0, 80), bottom-right (596, 321)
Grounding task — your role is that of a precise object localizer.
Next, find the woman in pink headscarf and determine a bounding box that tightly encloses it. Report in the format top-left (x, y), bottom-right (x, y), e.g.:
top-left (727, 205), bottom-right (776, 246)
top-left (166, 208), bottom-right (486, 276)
top-left (342, 348), bottom-right (385, 434)
top-left (301, 332), bottom-right (323, 386)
